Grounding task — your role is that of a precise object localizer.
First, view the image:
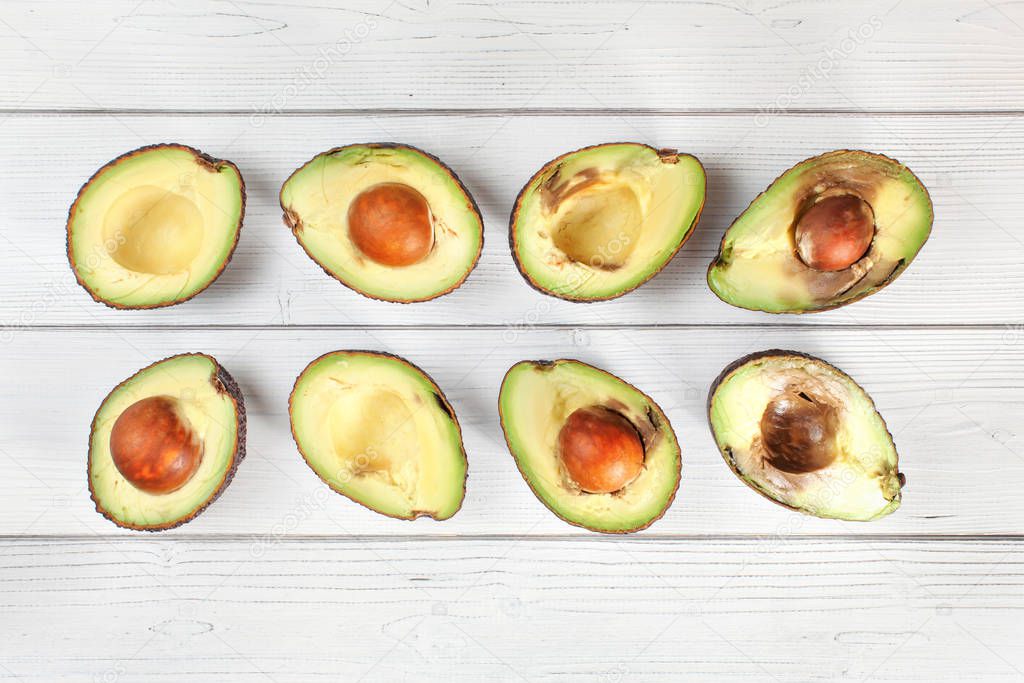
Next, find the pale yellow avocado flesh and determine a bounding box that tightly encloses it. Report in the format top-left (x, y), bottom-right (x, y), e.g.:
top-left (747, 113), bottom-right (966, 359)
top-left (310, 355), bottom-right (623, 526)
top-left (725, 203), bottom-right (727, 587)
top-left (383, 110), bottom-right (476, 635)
top-left (499, 360), bottom-right (680, 533)
top-left (89, 354), bottom-right (241, 529)
top-left (280, 145), bottom-right (482, 302)
top-left (512, 144), bottom-right (705, 300)
top-left (709, 353), bottom-right (901, 521)
top-left (289, 352), bottom-right (467, 520)
top-left (68, 145), bottom-right (244, 308)
top-left (708, 150), bottom-right (932, 313)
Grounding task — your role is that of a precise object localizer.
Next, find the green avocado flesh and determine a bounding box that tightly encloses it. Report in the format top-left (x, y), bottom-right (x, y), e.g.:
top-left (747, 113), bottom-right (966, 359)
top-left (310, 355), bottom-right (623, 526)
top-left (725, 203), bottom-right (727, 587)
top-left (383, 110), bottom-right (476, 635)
top-left (511, 143), bottom-right (706, 301)
top-left (280, 144), bottom-right (483, 302)
top-left (289, 351), bottom-right (467, 520)
top-left (68, 144), bottom-right (244, 309)
top-left (498, 359), bottom-right (681, 533)
top-left (708, 351), bottom-right (902, 521)
top-left (708, 150), bottom-right (932, 313)
top-left (88, 354), bottom-right (245, 530)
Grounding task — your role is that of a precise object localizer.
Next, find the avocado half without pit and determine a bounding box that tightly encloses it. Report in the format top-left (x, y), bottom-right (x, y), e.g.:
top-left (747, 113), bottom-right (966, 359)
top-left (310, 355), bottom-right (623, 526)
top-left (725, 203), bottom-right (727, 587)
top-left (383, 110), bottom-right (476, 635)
top-left (708, 351), bottom-right (903, 521)
top-left (88, 353), bottom-right (246, 530)
top-left (280, 144), bottom-right (484, 303)
top-left (67, 144), bottom-right (245, 309)
top-left (289, 351), bottom-right (468, 520)
top-left (510, 143), bottom-right (706, 301)
top-left (707, 150), bottom-right (932, 313)
top-left (498, 359), bottom-right (681, 533)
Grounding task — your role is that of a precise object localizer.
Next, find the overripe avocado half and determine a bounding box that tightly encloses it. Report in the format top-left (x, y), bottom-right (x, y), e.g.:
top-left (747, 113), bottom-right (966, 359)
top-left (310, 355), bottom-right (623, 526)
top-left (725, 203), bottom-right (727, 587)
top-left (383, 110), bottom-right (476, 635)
top-left (289, 351), bottom-right (467, 520)
top-left (498, 359), bottom-right (681, 533)
top-left (88, 353), bottom-right (246, 530)
top-left (280, 144), bottom-right (483, 302)
top-left (67, 144), bottom-right (245, 309)
top-left (708, 350), bottom-right (903, 521)
top-left (708, 150), bottom-right (932, 313)
top-left (510, 143), bottom-right (706, 301)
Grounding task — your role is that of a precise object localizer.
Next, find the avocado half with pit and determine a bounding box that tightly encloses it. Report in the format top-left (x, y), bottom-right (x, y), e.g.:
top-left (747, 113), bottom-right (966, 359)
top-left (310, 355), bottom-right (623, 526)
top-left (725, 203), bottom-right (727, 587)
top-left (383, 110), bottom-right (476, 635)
top-left (510, 143), bottom-right (706, 301)
top-left (289, 351), bottom-right (467, 520)
top-left (498, 359), bottom-right (681, 533)
top-left (88, 353), bottom-right (246, 530)
top-left (67, 144), bottom-right (245, 309)
top-left (708, 150), bottom-right (932, 313)
top-left (280, 144), bottom-right (483, 302)
top-left (708, 350), bottom-right (903, 521)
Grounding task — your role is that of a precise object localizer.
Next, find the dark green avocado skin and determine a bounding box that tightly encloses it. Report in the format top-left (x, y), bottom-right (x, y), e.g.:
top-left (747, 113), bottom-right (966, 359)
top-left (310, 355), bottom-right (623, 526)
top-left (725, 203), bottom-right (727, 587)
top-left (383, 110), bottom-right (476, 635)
top-left (88, 354), bottom-right (247, 532)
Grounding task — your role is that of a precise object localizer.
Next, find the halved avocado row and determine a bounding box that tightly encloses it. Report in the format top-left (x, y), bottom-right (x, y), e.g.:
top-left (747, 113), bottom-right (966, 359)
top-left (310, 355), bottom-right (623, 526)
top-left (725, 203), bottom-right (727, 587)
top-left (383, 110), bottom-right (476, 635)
top-left (510, 143), bottom-right (706, 301)
top-left (708, 150), bottom-right (933, 313)
top-left (280, 144), bottom-right (483, 303)
top-left (498, 359), bottom-right (681, 533)
top-left (289, 351), bottom-right (468, 520)
top-left (708, 350), bottom-right (903, 521)
top-left (67, 144), bottom-right (245, 309)
top-left (88, 353), bottom-right (246, 531)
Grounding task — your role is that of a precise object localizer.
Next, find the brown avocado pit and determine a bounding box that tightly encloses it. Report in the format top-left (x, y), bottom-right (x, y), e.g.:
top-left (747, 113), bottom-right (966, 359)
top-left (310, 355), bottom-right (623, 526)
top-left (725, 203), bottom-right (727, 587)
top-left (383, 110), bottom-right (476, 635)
top-left (557, 405), bottom-right (645, 494)
top-left (347, 182), bottom-right (434, 267)
top-left (794, 193), bottom-right (875, 272)
top-left (759, 390), bottom-right (839, 474)
top-left (109, 395), bottom-right (204, 494)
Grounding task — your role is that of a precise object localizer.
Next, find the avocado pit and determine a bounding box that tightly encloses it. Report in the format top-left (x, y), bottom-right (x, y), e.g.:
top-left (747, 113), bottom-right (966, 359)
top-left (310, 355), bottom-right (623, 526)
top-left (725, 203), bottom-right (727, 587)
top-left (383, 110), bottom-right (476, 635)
top-left (759, 390), bottom-right (839, 474)
top-left (109, 395), bottom-right (203, 494)
top-left (347, 182), bottom-right (434, 267)
top-left (794, 194), bottom-right (875, 272)
top-left (557, 405), bottom-right (644, 494)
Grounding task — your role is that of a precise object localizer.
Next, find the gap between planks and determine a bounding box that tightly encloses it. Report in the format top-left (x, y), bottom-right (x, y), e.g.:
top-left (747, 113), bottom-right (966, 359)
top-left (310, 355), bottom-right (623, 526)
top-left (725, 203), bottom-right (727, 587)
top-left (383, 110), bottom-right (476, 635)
top-left (7, 323), bottom-right (1016, 332)
top-left (2, 108), bottom-right (1024, 117)
top-left (2, 533), bottom-right (1022, 543)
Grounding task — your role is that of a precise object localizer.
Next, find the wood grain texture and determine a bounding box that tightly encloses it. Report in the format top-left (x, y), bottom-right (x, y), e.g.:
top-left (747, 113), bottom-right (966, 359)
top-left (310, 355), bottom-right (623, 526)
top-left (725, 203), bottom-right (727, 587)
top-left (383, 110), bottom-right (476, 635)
top-left (0, 1), bottom-right (1022, 112)
top-left (0, 537), bottom-right (1020, 682)
top-left (3, 113), bottom-right (1024, 327)
top-left (2, 327), bottom-right (1021, 537)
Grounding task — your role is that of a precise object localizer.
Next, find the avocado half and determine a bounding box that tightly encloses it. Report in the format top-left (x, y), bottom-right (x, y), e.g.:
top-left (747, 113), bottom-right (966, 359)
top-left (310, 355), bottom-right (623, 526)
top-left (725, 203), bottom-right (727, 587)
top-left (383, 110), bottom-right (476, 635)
top-left (510, 143), bottom-right (706, 301)
top-left (67, 144), bottom-right (245, 309)
top-left (708, 350), bottom-right (903, 521)
top-left (280, 144), bottom-right (483, 303)
top-left (708, 150), bottom-right (932, 313)
top-left (88, 353), bottom-right (246, 530)
top-left (498, 359), bottom-right (681, 533)
top-left (289, 351), bottom-right (467, 520)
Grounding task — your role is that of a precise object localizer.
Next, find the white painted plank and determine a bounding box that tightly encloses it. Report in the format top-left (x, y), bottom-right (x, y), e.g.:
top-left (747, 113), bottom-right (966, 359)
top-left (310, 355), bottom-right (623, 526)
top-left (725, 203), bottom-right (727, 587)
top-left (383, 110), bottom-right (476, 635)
top-left (2, 113), bottom-right (1023, 327)
top-left (1, 1), bottom-right (1023, 112)
top-left (0, 537), bottom-right (1020, 681)
top-left (1, 326), bottom-right (1021, 536)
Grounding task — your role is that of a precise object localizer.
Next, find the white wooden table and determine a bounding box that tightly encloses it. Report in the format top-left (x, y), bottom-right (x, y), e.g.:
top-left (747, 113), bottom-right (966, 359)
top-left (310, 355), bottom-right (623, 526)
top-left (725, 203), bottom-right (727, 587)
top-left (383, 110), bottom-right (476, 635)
top-left (2, 1), bottom-right (1023, 680)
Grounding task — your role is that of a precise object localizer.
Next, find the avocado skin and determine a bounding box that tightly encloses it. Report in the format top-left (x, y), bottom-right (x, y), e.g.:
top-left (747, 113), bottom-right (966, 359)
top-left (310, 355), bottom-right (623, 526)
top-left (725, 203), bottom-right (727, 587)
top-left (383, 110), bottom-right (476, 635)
top-left (706, 349), bottom-right (904, 516)
top-left (706, 149), bottom-right (933, 314)
top-left (287, 349), bottom-right (468, 520)
top-left (87, 354), bottom-right (247, 531)
top-left (279, 143), bottom-right (484, 303)
top-left (508, 142), bottom-right (706, 302)
top-left (497, 358), bottom-right (681, 534)
top-left (66, 143), bottom-right (246, 310)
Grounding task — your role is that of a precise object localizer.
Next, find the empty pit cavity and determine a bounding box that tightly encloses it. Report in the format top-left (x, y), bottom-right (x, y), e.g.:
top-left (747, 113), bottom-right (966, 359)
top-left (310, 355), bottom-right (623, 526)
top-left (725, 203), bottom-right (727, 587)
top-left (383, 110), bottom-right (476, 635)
top-left (103, 186), bottom-right (204, 275)
top-left (551, 184), bottom-right (641, 269)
